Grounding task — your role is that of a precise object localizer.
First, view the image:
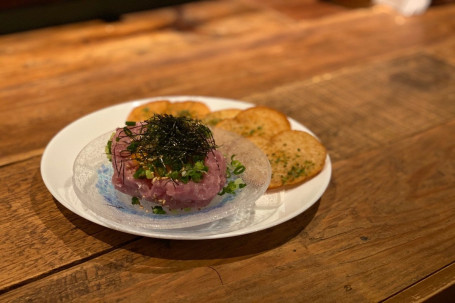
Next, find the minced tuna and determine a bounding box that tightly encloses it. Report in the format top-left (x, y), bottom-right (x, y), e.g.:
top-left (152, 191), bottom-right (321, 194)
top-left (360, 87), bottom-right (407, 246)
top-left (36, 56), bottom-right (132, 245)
top-left (108, 115), bottom-right (228, 210)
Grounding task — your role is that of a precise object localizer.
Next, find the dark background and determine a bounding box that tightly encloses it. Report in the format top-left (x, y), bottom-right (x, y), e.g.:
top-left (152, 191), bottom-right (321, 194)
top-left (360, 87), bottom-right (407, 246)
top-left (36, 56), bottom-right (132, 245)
top-left (0, 0), bottom-right (199, 34)
top-left (1, 0), bottom-right (453, 35)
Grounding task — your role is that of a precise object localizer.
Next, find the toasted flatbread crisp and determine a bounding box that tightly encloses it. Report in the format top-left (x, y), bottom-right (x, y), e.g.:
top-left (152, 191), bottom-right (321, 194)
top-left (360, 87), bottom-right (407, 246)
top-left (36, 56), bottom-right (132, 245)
top-left (166, 101), bottom-right (211, 119)
top-left (126, 100), bottom-right (210, 121)
top-left (263, 130), bottom-right (327, 189)
top-left (216, 106), bottom-right (291, 139)
top-left (127, 100), bottom-right (170, 122)
top-left (202, 108), bottom-right (242, 126)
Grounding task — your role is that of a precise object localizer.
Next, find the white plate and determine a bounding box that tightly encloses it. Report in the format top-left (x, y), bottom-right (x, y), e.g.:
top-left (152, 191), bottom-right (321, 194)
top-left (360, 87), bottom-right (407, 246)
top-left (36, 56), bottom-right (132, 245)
top-left (41, 96), bottom-right (331, 240)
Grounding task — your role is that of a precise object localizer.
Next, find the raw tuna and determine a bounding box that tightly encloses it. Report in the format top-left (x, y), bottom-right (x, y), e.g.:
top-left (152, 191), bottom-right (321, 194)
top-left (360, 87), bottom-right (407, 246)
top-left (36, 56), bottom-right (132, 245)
top-left (110, 123), bottom-right (227, 209)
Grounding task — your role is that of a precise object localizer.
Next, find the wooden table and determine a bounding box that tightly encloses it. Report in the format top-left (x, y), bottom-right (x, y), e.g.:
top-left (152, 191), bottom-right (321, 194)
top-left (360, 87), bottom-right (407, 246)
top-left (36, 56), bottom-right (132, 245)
top-left (1, 1), bottom-right (454, 301)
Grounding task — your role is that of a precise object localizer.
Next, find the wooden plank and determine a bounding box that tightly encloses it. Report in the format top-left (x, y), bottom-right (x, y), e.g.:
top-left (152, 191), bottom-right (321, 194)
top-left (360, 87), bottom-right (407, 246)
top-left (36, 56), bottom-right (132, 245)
top-left (243, 0), bottom-right (349, 20)
top-left (0, 148), bottom-right (43, 168)
top-left (0, 0), bottom-right (290, 90)
top-left (0, 1), bottom-right (454, 301)
top-left (427, 35), bottom-right (455, 65)
top-left (384, 262), bottom-right (455, 302)
top-left (0, 156), bottom-right (138, 292)
top-left (1, 118), bottom-right (453, 302)
top-left (1, 50), bottom-right (454, 300)
top-left (1, 5), bottom-right (454, 165)
top-left (0, 1), bottom-right (259, 52)
top-left (246, 53), bottom-right (455, 162)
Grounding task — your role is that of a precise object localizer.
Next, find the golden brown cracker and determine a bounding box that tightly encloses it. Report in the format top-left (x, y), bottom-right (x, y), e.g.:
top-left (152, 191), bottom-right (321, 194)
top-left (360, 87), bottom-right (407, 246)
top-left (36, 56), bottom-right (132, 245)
top-left (214, 105), bottom-right (326, 189)
top-left (202, 109), bottom-right (242, 126)
top-left (217, 106), bottom-right (291, 139)
top-left (127, 100), bottom-right (170, 122)
top-left (166, 101), bottom-right (211, 119)
top-left (264, 130), bottom-right (326, 189)
top-left (127, 100), bottom-right (210, 122)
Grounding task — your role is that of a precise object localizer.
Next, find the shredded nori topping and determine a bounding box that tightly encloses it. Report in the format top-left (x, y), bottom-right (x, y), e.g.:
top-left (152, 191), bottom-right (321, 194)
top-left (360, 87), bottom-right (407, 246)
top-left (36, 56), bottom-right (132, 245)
top-left (114, 114), bottom-right (217, 181)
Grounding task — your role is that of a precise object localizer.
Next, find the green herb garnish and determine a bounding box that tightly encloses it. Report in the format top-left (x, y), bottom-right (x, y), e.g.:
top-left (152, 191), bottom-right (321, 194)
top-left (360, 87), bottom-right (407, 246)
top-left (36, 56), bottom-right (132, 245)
top-left (152, 206), bottom-right (166, 214)
top-left (133, 167), bottom-right (146, 179)
top-left (127, 141), bottom-right (139, 153)
top-left (105, 132), bottom-right (115, 161)
top-left (132, 197), bottom-right (140, 205)
top-left (230, 155), bottom-right (246, 176)
top-left (219, 154), bottom-right (247, 196)
top-left (219, 178), bottom-right (246, 195)
top-left (280, 160), bottom-right (314, 185)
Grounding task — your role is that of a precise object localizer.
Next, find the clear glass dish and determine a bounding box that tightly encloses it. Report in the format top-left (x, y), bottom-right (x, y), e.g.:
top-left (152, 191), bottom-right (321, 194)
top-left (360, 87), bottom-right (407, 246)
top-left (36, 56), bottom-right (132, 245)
top-left (72, 127), bottom-right (272, 230)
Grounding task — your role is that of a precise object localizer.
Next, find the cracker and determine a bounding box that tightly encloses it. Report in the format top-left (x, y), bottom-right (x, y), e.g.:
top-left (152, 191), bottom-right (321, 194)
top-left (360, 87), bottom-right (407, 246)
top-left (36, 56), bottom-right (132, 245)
top-left (126, 100), bottom-right (210, 121)
top-left (166, 101), bottom-right (211, 119)
top-left (263, 130), bottom-right (326, 189)
top-left (202, 108), bottom-right (242, 126)
top-left (216, 106), bottom-right (291, 139)
top-left (127, 100), bottom-right (170, 122)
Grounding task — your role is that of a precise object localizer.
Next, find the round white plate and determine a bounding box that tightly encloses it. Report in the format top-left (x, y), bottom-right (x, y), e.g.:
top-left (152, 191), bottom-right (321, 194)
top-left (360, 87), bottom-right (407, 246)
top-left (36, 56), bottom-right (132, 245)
top-left (41, 96), bottom-right (331, 240)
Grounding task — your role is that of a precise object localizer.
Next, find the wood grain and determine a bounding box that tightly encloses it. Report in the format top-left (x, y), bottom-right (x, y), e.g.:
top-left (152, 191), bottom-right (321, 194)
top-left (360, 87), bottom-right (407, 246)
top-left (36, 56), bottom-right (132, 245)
top-left (1, 118), bottom-right (454, 303)
top-left (1, 0), bottom-right (455, 301)
top-left (244, 0), bottom-right (349, 20)
top-left (246, 53), bottom-right (455, 161)
top-left (384, 262), bottom-right (455, 302)
top-left (427, 35), bottom-right (455, 65)
top-left (1, 4), bottom-right (454, 164)
top-left (0, 156), bottom-right (138, 292)
top-left (1, 49), bottom-right (455, 301)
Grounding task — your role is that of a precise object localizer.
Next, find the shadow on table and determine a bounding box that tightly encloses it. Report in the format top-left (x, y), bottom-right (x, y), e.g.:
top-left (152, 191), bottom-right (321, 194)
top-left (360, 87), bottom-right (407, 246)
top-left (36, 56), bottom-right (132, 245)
top-left (51, 194), bottom-right (319, 260)
top-left (133, 200), bottom-right (320, 260)
top-left (31, 166), bottom-right (320, 271)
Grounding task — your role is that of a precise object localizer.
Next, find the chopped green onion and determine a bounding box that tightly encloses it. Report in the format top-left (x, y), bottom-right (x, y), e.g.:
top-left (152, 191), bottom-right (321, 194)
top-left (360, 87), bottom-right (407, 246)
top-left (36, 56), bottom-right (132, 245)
top-left (127, 141), bottom-right (139, 153)
top-left (133, 167), bottom-right (146, 179)
top-left (145, 169), bottom-right (154, 179)
top-left (219, 154), bottom-right (247, 195)
top-left (152, 206), bottom-right (166, 214)
top-left (194, 161), bottom-right (206, 171)
top-left (123, 127), bottom-right (133, 137)
top-left (219, 177), bottom-right (246, 196)
top-left (233, 165), bottom-right (245, 175)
